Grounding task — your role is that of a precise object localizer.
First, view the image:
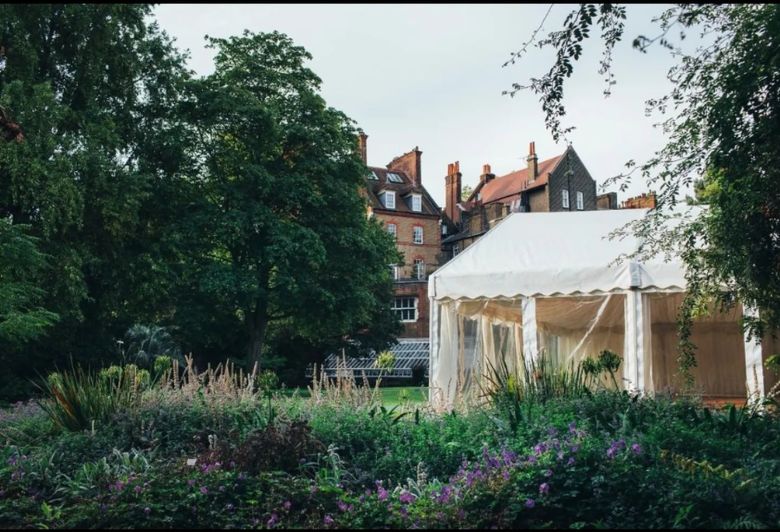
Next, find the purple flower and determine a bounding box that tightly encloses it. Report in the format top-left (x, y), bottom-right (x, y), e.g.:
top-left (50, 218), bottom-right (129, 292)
top-left (533, 443), bottom-right (547, 456)
top-left (338, 500), bottom-right (350, 512)
top-left (631, 443), bottom-right (643, 455)
top-left (283, 500), bottom-right (292, 511)
top-left (400, 506), bottom-right (408, 517)
top-left (567, 457), bottom-right (576, 467)
top-left (568, 421), bottom-right (577, 433)
top-left (187, 479), bottom-right (196, 487)
top-left (607, 447), bottom-right (618, 459)
top-left (144, 507), bottom-right (151, 515)
top-left (525, 498), bottom-right (536, 509)
top-left (547, 426), bottom-right (558, 436)
top-left (134, 485), bottom-right (143, 494)
top-left (544, 469), bottom-right (553, 478)
top-left (324, 514), bottom-right (334, 526)
top-left (226, 503), bottom-right (234, 511)
top-left (200, 486), bottom-right (208, 495)
top-left (501, 448), bottom-right (518, 464)
top-left (377, 486), bottom-right (389, 501)
top-left (527, 455), bottom-right (537, 465)
top-left (267, 513), bottom-right (278, 527)
top-left (539, 482), bottom-right (550, 495)
top-left (570, 444), bottom-right (580, 453)
top-left (399, 491), bottom-right (416, 504)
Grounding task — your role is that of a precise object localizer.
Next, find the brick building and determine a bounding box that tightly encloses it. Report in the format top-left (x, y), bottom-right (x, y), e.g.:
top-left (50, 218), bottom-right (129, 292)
top-left (359, 132), bottom-right (442, 338)
top-left (441, 142), bottom-right (604, 259)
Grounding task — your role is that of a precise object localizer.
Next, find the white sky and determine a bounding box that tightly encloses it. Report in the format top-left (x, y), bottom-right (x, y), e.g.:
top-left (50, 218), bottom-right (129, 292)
top-left (153, 3), bottom-right (687, 207)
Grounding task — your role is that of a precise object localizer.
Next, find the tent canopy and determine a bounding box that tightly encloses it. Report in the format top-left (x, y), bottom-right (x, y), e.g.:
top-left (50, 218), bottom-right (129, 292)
top-left (429, 208), bottom-right (696, 301)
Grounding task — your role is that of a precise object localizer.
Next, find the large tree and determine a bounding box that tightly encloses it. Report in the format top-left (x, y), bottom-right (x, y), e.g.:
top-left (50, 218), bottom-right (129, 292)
top-left (0, 4), bottom-right (189, 394)
top-left (506, 4), bottom-right (780, 381)
top-left (179, 31), bottom-right (400, 366)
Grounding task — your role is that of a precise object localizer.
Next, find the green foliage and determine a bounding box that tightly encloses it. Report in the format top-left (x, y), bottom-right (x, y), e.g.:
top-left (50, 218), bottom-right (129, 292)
top-left (0, 219), bottom-right (58, 346)
top-left (122, 325), bottom-right (182, 368)
top-left (176, 30), bottom-right (401, 366)
top-left (2, 378), bottom-right (780, 528)
top-left (35, 364), bottom-right (143, 432)
top-left (0, 4), bottom-right (190, 399)
top-left (507, 4), bottom-right (780, 360)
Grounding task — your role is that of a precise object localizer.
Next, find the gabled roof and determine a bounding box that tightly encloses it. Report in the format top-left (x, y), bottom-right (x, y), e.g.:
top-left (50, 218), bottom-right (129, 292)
top-left (365, 166), bottom-right (440, 216)
top-left (469, 153), bottom-right (565, 205)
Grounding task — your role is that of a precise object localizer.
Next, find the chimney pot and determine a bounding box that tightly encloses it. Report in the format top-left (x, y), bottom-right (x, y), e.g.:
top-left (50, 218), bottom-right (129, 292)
top-left (483, 163), bottom-right (491, 174)
top-left (527, 141), bottom-right (538, 179)
top-left (357, 131), bottom-right (368, 164)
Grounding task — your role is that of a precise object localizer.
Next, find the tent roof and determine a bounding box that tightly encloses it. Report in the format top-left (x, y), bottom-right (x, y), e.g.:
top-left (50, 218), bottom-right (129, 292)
top-left (429, 208), bottom-right (700, 300)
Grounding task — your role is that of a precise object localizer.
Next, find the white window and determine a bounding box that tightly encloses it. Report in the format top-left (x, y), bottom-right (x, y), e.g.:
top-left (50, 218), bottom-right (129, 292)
top-left (413, 226), bottom-right (423, 244)
top-left (387, 223), bottom-right (397, 240)
top-left (386, 172), bottom-right (404, 183)
top-left (383, 191), bottom-right (396, 209)
top-left (414, 259), bottom-right (425, 280)
top-left (441, 224), bottom-right (448, 235)
top-left (392, 297), bottom-right (418, 322)
top-left (576, 191), bottom-right (584, 210)
top-left (390, 264), bottom-right (400, 280)
top-left (562, 189), bottom-right (570, 209)
top-left (411, 194), bottom-right (422, 212)
top-left (368, 171), bottom-right (379, 180)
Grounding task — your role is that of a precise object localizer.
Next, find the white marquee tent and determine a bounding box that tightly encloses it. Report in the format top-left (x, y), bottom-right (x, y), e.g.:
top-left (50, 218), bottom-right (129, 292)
top-left (428, 208), bottom-right (777, 405)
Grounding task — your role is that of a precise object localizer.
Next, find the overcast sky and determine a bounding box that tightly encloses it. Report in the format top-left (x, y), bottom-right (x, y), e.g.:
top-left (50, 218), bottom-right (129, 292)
top-left (153, 3), bottom-right (686, 207)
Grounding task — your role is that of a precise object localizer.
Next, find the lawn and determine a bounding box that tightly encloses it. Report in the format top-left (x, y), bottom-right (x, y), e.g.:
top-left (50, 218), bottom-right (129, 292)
top-left (280, 385), bottom-right (428, 406)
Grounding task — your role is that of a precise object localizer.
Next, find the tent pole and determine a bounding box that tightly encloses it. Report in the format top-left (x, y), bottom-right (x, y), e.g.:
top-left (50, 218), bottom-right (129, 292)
top-left (743, 306), bottom-right (765, 404)
top-left (521, 297), bottom-right (539, 371)
top-left (624, 290), bottom-right (647, 394)
top-left (428, 297), bottom-right (439, 404)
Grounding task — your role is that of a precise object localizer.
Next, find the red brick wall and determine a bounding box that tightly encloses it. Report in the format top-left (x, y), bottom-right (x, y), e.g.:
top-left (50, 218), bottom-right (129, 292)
top-left (376, 212), bottom-right (440, 279)
top-left (394, 282), bottom-right (429, 338)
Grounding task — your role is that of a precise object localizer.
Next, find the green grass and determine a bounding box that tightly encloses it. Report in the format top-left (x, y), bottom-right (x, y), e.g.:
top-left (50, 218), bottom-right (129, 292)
top-left (279, 386), bottom-right (428, 405)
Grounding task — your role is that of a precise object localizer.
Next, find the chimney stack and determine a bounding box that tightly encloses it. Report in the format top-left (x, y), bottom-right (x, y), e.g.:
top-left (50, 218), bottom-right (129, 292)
top-left (357, 131), bottom-right (368, 164)
top-left (444, 161), bottom-right (463, 225)
top-left (527, 141), bottom-right (538, 180)
top-left (479, 163), bottom-right (495, 185)
top-left (387, 146), bottom-right (423, 187)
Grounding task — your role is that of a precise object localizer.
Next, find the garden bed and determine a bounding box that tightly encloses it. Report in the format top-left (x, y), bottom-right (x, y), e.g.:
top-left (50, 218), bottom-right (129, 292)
top-left (1, 361), bottom-right (779, 529)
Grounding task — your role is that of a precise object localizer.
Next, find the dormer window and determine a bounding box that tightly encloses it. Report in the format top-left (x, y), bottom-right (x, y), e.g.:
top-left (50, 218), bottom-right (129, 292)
top-left (368, 170), bottom-right (379, 180)
top-left (386, 172), bottom-right (404, 183)
top-left (382, 190), bottom-right (396, 209)
top-left (411, 194), bottom-right (422, 212)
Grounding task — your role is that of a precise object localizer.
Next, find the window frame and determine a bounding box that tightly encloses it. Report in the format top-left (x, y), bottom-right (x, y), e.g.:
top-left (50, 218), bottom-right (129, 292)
top-left (412, 225), bottom-right (424, 245)
top-left (413, 258), bottom-right (425, 280)
top-left (562, 189), bottom-right (570, 209)
top-left (386, 223), bottom-right (397, 240)
top-left (383, 190), bottom-right (396, 209)
top-left (576, 191), bottom-right (584, 210)
top-left (411, 194), bottom-right (422, 212)
top-left (392, 296), bottom-right (418, 322)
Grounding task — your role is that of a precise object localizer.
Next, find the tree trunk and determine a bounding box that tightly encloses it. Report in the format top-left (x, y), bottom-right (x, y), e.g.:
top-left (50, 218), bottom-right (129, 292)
top-left (246, 290), bottom-right (269, 369)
